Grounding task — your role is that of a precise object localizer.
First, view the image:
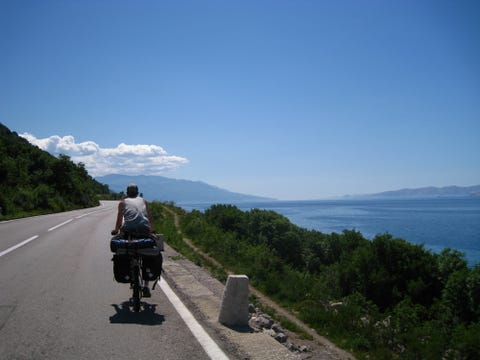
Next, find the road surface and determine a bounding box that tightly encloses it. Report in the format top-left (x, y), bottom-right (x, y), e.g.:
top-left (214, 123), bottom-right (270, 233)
top-left (0, 202), bottom-right (225, 360)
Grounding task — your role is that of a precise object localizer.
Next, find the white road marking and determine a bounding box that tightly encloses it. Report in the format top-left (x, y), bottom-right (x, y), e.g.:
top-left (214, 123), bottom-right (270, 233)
top-left (0, 235), bottom-right (39, 258)
top-left (48, 219), bottom-right (73, 232)
top-left (75, 210), bottom-right (94, 219)
top-left (159, 278), bottom-right (230, 360)
top-left (1, 211), bottom-right (101, 257)
top-left (75, 209), bottom-right (102, 219)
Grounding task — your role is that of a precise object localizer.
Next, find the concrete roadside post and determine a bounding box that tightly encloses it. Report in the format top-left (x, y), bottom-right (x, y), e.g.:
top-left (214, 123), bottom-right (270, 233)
top-left (218, 275), bottom-right (249, 327)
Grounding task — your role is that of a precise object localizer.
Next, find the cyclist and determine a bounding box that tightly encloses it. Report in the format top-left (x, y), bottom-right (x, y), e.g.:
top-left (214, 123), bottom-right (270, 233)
top-left (111, 183), bottom-right (155, 297)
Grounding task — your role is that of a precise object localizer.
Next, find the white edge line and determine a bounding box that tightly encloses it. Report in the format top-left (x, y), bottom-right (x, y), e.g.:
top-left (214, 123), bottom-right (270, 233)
top-left (159, 277), bottom-right (230, 360)
top-left (0, 235), bottom-right (39, 258)
top-left (48, 219), bottom-right (73, 232)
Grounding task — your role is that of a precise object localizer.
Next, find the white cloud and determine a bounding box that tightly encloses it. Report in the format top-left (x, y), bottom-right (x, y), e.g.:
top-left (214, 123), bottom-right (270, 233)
top-left (20, 133), bottom-right (189, 177)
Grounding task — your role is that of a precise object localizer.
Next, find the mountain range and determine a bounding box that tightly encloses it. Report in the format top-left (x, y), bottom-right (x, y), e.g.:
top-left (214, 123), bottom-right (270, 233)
top-left (96, 174), bottom-right (273, 204)
top-left (348, 185), bottom-right (480, 199)
top-left (97, 174), bottom-right (480, 204)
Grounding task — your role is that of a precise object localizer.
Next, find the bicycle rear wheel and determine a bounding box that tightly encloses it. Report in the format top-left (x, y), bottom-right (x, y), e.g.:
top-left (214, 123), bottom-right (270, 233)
top-left (132, 262), bottom-right (141, 312)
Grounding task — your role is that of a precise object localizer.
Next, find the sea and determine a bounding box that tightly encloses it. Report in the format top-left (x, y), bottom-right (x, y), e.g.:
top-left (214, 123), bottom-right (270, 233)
top-left (179, 197), bottom-right (480, 266)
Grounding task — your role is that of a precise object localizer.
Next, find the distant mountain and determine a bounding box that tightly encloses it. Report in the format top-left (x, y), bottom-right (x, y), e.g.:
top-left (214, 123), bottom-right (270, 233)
top-left (353, 185), bottom-right (480, 199)
top-left (96, 174), bottom-right (274, 203)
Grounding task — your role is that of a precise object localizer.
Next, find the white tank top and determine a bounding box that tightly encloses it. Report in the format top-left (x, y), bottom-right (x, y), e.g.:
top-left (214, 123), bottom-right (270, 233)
top-left (122, 197), bottom-right (150, 233)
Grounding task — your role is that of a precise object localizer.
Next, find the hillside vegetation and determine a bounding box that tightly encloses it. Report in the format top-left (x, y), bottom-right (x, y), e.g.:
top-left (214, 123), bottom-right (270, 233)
top-left (155, 202), bottom-right (480, 359)
top-left (0, 123), bottom-right (110, 219)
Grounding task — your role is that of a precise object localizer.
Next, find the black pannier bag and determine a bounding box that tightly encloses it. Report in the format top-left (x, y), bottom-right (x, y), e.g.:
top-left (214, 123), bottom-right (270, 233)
top-left (141, 252), bottom-right (163, 281)
top-left (112, 254), bottom-right (131, 283)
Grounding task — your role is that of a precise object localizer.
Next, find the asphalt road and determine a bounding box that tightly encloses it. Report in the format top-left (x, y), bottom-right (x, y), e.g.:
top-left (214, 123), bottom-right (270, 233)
top-left (0, 202), bottom-right (215, 360)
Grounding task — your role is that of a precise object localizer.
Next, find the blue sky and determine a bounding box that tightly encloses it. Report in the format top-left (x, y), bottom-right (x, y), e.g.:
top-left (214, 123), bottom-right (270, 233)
top-left (1, 0), bottom-right (479, 200)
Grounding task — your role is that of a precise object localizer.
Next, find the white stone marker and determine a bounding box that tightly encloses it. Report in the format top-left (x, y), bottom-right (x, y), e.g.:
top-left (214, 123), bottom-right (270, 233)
top-left (218, 275), bottom-right (250, 326)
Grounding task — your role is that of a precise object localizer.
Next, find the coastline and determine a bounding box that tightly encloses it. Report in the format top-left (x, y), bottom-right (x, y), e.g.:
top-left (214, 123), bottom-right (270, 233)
top-left (178, 197), bottom-right (480, 266)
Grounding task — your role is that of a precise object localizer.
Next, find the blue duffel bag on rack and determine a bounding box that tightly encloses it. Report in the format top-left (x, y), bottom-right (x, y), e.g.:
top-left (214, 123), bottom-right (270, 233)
top-left (110, 238), bottom-right (156, 252)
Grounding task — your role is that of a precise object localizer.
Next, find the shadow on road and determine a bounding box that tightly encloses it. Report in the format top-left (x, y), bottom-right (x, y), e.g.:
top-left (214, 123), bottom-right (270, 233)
top-left (109, 302), bottom-right (165, 325)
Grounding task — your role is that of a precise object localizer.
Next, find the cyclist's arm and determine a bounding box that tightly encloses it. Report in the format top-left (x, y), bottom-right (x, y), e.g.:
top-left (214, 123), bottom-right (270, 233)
top-left (144, 200), bottom-right (155, 233)
top-left (113, 200), bottom-right (125, 234)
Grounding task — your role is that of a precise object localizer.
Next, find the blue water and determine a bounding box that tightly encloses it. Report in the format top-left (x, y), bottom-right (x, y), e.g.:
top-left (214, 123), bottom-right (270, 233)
top-left (179, 198), bottom-right (480, 266)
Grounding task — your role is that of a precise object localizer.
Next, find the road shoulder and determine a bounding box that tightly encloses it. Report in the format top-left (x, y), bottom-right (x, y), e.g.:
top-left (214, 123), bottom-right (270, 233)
top-left (160, 242), bottom-right (353, 360)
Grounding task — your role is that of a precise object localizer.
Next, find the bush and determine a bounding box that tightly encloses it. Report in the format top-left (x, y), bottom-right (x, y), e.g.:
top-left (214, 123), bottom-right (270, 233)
top-left (171, 202), bottom-right (479, 359)
top-left (0, 123), bottom-right (112, 219)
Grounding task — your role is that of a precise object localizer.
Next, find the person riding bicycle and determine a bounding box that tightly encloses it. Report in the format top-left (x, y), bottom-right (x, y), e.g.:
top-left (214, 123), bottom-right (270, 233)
top-left (111, 183), bottom-right (155, 297)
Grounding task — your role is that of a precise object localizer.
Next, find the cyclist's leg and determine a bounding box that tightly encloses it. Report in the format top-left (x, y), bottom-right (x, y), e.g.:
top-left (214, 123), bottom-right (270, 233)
top-left (142, 270), bottom-right (151, 297)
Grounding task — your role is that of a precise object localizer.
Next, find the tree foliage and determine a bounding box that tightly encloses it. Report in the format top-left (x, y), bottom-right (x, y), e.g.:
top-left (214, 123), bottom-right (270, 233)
top-left (0, 123), bottom-right (111, 218)
top-left (177, 202), bottom-right (480, 359)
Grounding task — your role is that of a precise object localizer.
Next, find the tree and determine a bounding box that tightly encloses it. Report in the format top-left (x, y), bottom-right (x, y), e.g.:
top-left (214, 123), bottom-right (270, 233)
top-left (437, 248), bottom-right (468, 286)
top-left (0, 123), bottom-right (111, 218)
